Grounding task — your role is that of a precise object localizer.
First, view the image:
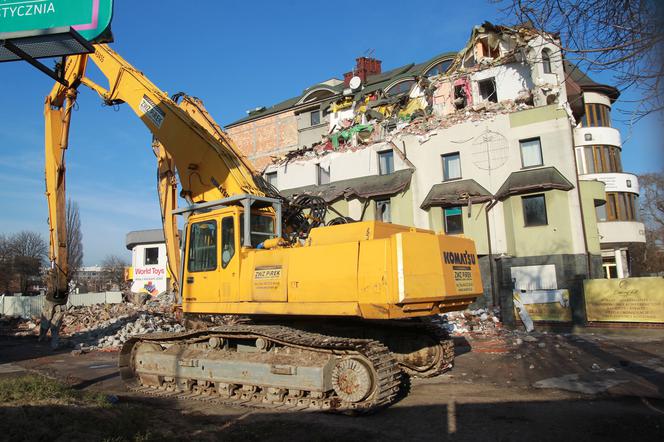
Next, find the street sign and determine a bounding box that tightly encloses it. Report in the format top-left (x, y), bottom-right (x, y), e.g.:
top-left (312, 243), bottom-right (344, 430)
top-left (0, 0), bottom-right (114, 42)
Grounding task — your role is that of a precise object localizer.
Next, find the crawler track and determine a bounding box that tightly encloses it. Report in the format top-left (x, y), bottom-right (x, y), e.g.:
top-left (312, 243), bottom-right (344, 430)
top-left (119, 324), bottom-right (402, 414)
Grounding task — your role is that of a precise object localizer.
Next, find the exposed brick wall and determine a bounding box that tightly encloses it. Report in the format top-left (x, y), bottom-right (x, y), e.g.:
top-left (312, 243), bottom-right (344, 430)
top-left (227, 111), bottom-right (299, 170)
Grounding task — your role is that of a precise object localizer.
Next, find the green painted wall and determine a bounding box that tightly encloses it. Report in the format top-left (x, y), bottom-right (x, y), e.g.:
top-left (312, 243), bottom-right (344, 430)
top-left (579, 180), bottom-right (605, 255)
top-left (504, 190), bottom-right (575, 256)
top-left (389, 187), bottom-right (414, 225)
top-left (426, 204), bottom-right (489, 255)
top-left (509, 104), bottom-right (568, 128)
top-left (324, 199), bottom-right (349, 223)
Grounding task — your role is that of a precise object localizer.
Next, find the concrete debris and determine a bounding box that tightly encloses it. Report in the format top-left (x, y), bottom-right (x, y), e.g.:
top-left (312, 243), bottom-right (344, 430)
top-left (591, 363), bottom-right (601, 371)
top-left (437, 307), bottom-right (503, 336)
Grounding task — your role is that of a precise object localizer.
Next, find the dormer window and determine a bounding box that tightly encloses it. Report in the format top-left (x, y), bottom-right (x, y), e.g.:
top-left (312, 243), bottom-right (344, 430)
top-left (542, 48), bottom-right (552, 74)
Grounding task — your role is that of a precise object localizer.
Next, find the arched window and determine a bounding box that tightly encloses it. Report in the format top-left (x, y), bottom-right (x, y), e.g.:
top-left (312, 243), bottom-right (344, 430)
top-left (425, 59), bottom-right (453, 77)
top-left (385, 80), bottom-right (416, 97)
top-left (542, 48), bottom-right (552, 74)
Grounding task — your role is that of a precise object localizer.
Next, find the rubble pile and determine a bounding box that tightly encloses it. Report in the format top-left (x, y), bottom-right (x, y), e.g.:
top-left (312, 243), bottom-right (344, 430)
top-left (0, 315), bottom-right (38, 337)
top-left (437, 307), bottom-right (503, 336)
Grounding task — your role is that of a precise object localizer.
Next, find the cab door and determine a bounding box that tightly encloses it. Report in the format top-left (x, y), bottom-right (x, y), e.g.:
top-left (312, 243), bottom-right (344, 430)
top-left (183, 218), bottom-right (220, 304)
top-left (219, 215), bottom-right (240, 302)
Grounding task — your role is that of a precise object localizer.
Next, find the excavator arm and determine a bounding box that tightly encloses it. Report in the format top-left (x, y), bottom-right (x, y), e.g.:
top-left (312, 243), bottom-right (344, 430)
top-left (44, 45), bottom-right (266, 303)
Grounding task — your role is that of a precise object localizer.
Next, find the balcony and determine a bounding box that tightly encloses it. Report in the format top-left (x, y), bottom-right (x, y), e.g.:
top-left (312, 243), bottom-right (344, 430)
top-left (580, 172), bottom-right (639, 194)
top-left (598, 221), bottom-right (646, 245)
top-left (574, 126), bottom-right (621, 147)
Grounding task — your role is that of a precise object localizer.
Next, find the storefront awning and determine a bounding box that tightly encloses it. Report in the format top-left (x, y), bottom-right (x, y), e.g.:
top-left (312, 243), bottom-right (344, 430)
top-left (420, 179), bottom-right (492, 210)
top-left (495, 167), bottom-right (574, 201)
top-left (281, 169), bottom-right (413, 203)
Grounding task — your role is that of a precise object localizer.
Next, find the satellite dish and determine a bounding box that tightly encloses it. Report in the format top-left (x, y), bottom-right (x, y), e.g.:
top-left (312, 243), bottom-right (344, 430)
top-left (349, 76), bottom-right (362, 90)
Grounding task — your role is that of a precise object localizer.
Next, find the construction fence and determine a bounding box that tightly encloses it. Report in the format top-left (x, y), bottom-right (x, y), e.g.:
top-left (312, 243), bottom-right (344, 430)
top-left (0, 292), bottom-right (123, 319)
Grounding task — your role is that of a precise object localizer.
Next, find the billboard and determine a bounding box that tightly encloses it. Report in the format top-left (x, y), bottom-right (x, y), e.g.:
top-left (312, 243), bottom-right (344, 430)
top-left (0, 0), bottom-right (113, 42)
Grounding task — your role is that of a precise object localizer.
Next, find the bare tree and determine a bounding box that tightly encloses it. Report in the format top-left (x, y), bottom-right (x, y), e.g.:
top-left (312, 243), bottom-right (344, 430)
top-left (66, 199), bottom-right (84, 279)
top-left (8, 231), bottom-right (48, 294)
top-left (497, 0), bottom-right (664, 120)
top-left (101, 254), bottom-right (128, 291)
top-left (0, 234), bottom-right (13, 294)
top-left (629, 171), bottom-right (664, 275)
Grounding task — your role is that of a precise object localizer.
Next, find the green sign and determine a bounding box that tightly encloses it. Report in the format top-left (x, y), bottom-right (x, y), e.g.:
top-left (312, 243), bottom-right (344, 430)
top-left (0, 0), bottom-right (113, 42)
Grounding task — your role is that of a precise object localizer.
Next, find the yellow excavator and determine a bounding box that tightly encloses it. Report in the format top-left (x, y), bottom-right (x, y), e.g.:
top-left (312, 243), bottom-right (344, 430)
top-left (43, 44), bottom-right (483, 413)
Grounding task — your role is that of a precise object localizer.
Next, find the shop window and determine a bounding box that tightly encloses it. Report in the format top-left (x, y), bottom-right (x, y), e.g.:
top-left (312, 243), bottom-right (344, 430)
top-left (520, 138), bottom-right (543, 168)
top-left (316, 163), bottom-right (330, 185)
top-left (376, 199), bottom-right (392, 223)
top-left (144, 247), bottom-right (159, 265)
top-left (522, 194), bottom-right (548, 226)
top-left (378, 150), bottom-right (394, 175)
top-left (442, 152), bottom-right (461, 181)
top-left (221, 217), bottom-right (235, 269)
top-left (542, 48), bottom-right (552, 74)
top-left (580, 103), bottom-right (611, 127)
top-left (478, 77), bottom-right (498, 103)
top-left (187, 221), bottom-right (217, 272)
top-left (310, 110), bottom-right (321, 126)
top-left (265, 171), bottom-right (278, 188)
top-left (444, 207), bottom-right (464, 234)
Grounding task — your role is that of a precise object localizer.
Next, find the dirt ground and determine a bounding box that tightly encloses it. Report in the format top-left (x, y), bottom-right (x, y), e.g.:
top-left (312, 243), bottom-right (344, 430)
top-left (1, 328), bottom-right (663, 441)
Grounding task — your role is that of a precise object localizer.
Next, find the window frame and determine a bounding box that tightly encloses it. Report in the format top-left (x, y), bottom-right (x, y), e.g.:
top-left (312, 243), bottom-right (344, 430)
top-left (316, 163), bottom-right (330, 185)
top-left (522, 194), bottom-right (548, 227)
top-left (375, 199), bottom-right (392, 223)
top-left (144, 247), bottom-right (159, 266)
top-left (442, 152), bottom-right (462, 182)
top-left (187, 220), bottom-right (218, 273)
top-left (221, 216), bottom-right (235, 269)
top-left (478, 77), bottom-right (498, 103)
top-left (542, 48), bottom-right (552, 74)
top-left (443, 206), bottom-right (464, 235)
top-left (581, 103), bottom-right (611, 127)
top-left (519, 137), bottom-right (544, 169)
top-left (310, 110), bottom-right (321, 127)
top-left (265, 171), bottom-right (278, 188)
top-left (378, 149), bottom-right (394, 176)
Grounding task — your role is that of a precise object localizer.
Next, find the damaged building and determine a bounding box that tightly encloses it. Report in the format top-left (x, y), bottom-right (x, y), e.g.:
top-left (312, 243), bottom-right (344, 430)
top-left (225, 22), bottom-right (645, 323)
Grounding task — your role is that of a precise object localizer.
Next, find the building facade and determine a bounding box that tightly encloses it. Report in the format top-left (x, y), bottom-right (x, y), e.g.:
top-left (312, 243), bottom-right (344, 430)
top-left (225, 22), bottom-right (645, 322)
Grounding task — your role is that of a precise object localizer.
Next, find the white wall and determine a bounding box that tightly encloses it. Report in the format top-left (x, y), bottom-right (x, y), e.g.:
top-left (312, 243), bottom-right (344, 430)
top-left (131, 243), bottom-right (168, 295)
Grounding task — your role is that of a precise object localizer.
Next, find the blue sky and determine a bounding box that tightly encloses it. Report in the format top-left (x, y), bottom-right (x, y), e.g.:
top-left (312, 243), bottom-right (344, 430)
top-left (0, 0), bottom-right (662, 265)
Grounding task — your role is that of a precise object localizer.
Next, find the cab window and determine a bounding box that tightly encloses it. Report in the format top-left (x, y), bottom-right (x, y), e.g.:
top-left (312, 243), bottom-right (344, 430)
top-left (240, 214), bottom-right (276, 247)
top-left (187, 220), bottom-right (217, 272)
top-left (221, 217), bottom-right (235, 268)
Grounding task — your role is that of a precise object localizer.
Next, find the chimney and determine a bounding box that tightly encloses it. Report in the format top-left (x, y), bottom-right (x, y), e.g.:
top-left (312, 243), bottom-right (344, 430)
top-left (344, 56), bottom-right (382, 86)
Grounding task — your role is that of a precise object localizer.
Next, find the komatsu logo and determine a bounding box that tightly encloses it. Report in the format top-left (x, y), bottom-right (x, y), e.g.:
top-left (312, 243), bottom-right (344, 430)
top-left (443, 250), bottom-right (476, 266)
top-left (0, 1), bottom-right (55, 19)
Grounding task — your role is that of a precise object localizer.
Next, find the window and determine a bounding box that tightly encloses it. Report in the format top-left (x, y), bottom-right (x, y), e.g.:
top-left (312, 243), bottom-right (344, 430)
top-left (265, 171), bottom-right (278, 188)
top-left (316, 163), bottom-right (330, 185)
top-left (478, 77), bottom-right (497, 103)
top-left (310, 110), bottom-right (321, 126)
top-left (520, 138), bottom-right (543, 168)
top-left (522, 194), bottom-right (548, 226)
top-left (240, 214), bottom-right (276, 248)
top-left (595, 203), bottom-right (607, 222)
top-left (386, 80), bottom-right (416, 96)
top-left (444, 207), bottom-right (464, 234)
top-left (144, 247), bottom-right (159, 265)
top-left (580, 103), bottom-right (611, 127)
top-left (221, 217), bottom-right (235, 268)
top-left (425, 60), bottom-right (453, 77)
top-left (605, 192), bottom-right (638, 221)
top-left (378, 150), bottom-right (394, 175)
top-left (442, 152), bottom-right (461, 181)
top-left (581, 145), bottom-right (622, 173)
top-left (376, 199), bottom-right (391, 223)
top-left (187, 220), bottom-right (217, 272)
top-left (542, 48), bottom-right (552, 74)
